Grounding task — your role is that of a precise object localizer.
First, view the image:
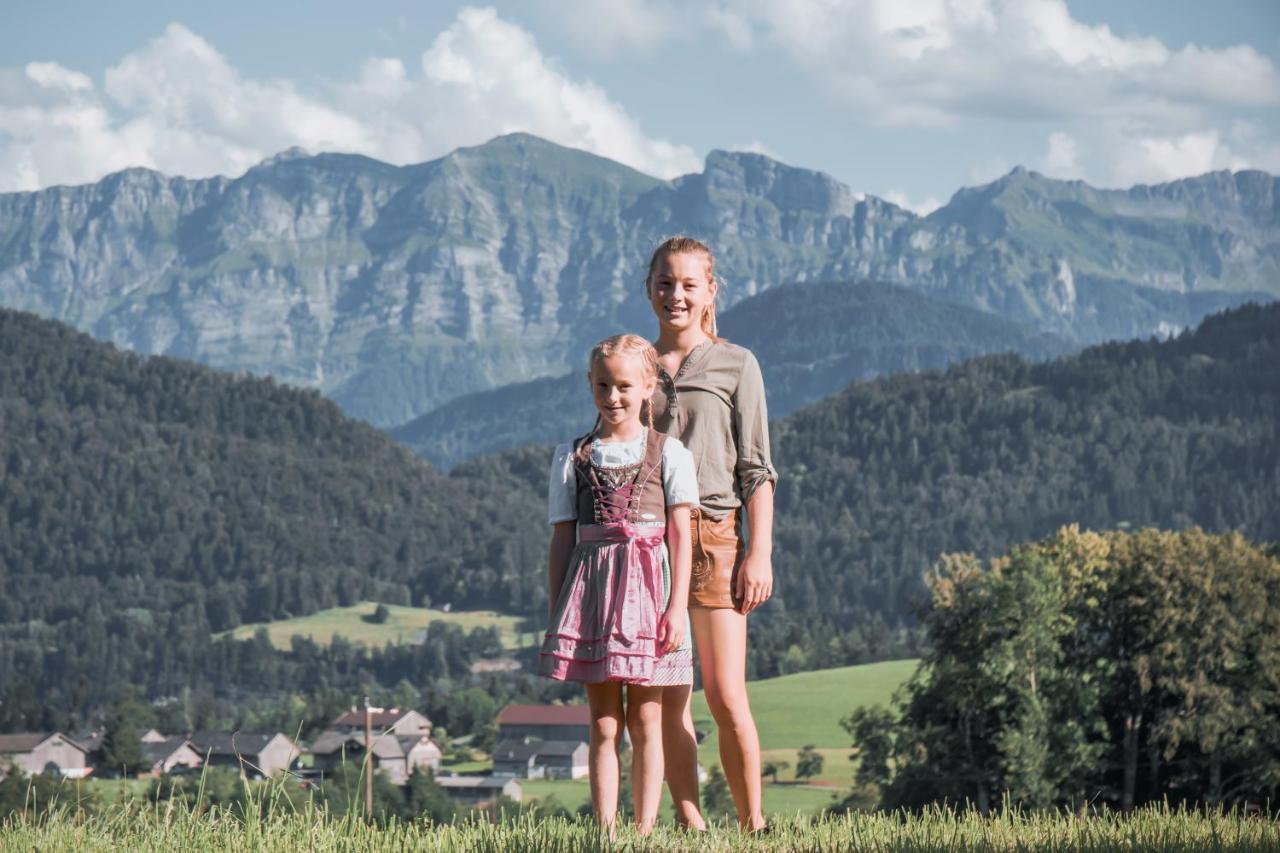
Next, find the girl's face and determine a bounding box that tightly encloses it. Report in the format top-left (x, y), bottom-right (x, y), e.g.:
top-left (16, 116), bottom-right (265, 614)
top-left (647, 251), bottom-right (716, 334)
top-left (589, 353), bottom-right (656, 429)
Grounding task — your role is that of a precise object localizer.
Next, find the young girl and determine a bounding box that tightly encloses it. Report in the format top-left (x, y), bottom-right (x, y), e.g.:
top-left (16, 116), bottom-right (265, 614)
top-left (646, 236), bottom-right (777, 833)
top-left (538, 333), bottom-right (697, 834)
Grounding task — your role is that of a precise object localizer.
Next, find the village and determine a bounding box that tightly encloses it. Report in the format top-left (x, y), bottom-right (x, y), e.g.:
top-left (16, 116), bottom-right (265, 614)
top-left (0, 703), bottom-right (600, 808)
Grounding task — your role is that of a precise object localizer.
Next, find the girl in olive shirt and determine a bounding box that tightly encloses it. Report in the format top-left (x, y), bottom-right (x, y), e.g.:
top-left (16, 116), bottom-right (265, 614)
top-left (646, 236), bottom-right (777, 833)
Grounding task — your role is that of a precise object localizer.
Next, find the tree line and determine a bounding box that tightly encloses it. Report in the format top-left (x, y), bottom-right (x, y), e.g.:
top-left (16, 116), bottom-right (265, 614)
top-left (2, 302), bottom-right (1277, 726)
top-left (845, 526), bottom-right (1280, 811)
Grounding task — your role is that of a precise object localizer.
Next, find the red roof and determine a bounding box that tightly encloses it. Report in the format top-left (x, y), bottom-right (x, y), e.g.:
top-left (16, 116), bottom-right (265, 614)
top-left (497, 704), bottom-right (592, 726)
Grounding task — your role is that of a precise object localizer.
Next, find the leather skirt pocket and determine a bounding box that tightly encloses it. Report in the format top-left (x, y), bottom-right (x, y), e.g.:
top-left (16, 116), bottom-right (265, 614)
top-left (688, 507), bottom-right (744, 610)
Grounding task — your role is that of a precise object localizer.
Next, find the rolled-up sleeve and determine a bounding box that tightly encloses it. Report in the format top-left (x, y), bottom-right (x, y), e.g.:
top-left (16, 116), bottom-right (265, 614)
top-left (732, 350), bottom-right (778, 503)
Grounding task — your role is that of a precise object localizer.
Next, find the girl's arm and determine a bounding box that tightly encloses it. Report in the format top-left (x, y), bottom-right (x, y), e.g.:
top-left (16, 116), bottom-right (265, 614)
top-left (732, 348), bottom-right (777, 615)
top-left (736, 482), bottom-right (774, 614)
top-left (547, 522), bottom-right (576, 619)
top-left (661, 505), bottom-right (692, 653)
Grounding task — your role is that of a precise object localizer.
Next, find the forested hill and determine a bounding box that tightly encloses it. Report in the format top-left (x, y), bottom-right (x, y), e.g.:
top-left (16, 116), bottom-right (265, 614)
top-left (760, 301), bottom-right (1279, 670)
top-left (0, 307), bottom-right (547, 634)
top-left (392, 280), bottom-right (1074, 468)
top-left (2, 302), bottom-right (1277, 711)
top-left (460, 303), bottom-right (1280, 676)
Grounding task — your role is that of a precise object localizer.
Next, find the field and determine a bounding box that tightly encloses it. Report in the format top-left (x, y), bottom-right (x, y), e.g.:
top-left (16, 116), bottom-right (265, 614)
top-left (515, 659), bottom-right (919, 817)
top-left (4, 801), bottom-right (1276, 852)
top-left (224, 602), bottom-right (528, 650)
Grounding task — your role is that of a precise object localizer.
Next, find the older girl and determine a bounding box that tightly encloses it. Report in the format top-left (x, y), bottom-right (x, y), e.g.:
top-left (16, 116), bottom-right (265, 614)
top-left (646, 236), bottom-right (777, 832)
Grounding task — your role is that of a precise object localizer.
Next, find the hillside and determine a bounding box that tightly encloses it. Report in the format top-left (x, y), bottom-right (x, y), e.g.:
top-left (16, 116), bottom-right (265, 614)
top-left (3, 302), bottom-right (1277, 721)
top-left (1, 133), bottom-right (1273, 426)
top-left (462, 302), bottom-right (1280, 676)
top-left (392, 280), bottom-right (1074, 467)
top-left (759, 301), bottom-right (1279, 666)
top-left (0, 307), bottom-right (549, 721)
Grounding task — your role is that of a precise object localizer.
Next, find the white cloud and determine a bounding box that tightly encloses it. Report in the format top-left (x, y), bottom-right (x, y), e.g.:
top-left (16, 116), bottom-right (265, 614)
top-left (882, 188), bottom-right (943, 215)
top-left (728, 140), bottom-right (780, 159)
top-left (402, 7), bottom-right (698, 177)
top-left (1041, 130), bottom-right (1080, 178)
top-left (1032, 122), bottom-right (1280, 188)
top-left (0, 8), bottom-right (699, 191)
top-left (25, 62), bottom-right (93, 94)
top-left (725, 0), bottom-right (1280, 126)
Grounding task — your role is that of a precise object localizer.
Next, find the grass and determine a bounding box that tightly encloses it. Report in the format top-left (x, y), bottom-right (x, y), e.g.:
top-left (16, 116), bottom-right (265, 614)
top-left (223, 602), bottom-right (527, 651)
top-left (690, 659), bottom-right (917, 753)
top-left (513, 660), bottom-right (918, 817)
top-left (4, 799), bottom-right (1277, 851)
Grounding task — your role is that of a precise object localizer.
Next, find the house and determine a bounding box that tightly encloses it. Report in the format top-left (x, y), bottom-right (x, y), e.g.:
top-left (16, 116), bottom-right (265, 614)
top-left (0, 733), bottom-right (90, 779)
top-left (529, 741), bottom-right (589, 780)
top-left (491, 740), bottom-right (541, 779)
top-left (436, 775), bottom-right (522, 805)
top-left (492, 739), bottom-right (588, 780)
top-left (188, 731), bottom-right (300, 779)
top-left (308, 731), bottom-right (442, 786)
top-left (496, 704), bottom-right (591, 744)
top-left (328, 708), bottom-right (432, 738)
top-left (70, 727), bottom-right (169, 754)
top-left (141, 738), bottom-right (203, 776)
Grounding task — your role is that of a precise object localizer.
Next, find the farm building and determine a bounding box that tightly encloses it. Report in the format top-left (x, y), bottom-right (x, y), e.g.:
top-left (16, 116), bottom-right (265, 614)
top-left (496, 704), bottom-right (591, 744)
top-left (188, 731), bottom-right (300, 779)
top-left (436, 775), bottom-right (522, 805)
top-left (492, 739), bottom-right (588, 780)
top-left (0, 733), bottom-right (91, 779)
top-left (328, 708), bottom-right (432, 738)
top-left (308, 731), bottom-right (441, 786)
top-left (140, 738), bottom-right (203, 776)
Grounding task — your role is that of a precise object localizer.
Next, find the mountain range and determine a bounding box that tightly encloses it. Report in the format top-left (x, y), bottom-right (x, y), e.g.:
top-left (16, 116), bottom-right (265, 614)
top-left (392, 279), bottom-right (1073, 468)
top-left (0, 134), bottom-right (1274, 427)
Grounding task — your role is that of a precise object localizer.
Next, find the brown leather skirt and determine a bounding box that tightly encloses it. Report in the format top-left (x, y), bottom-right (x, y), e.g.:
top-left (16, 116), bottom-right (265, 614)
top-left (688, 507), bottom-right (745, 610)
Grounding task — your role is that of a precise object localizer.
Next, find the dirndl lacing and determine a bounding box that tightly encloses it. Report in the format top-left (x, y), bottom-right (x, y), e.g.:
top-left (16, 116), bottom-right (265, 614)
top-left (539, 521), bottom-right (668, 684)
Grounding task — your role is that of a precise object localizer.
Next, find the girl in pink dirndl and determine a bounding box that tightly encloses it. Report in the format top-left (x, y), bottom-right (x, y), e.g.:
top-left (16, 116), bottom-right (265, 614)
top-left (538, 334), bottom-right (696, 834)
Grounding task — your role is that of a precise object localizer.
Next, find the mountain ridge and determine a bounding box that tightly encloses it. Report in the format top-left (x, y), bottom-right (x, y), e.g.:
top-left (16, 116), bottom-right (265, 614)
top-left (1, 133), bottom-right (1274, 425)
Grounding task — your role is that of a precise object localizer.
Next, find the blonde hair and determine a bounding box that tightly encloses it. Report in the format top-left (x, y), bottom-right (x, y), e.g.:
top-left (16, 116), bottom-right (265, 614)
top-left (575, 334), bottom-right (659, 464)
top-left (645, 236), bottom-right (721, 340)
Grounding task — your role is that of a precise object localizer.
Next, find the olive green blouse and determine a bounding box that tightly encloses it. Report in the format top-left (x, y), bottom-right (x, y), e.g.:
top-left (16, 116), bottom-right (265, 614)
top-left (651, 340), bottom-right (778, 519)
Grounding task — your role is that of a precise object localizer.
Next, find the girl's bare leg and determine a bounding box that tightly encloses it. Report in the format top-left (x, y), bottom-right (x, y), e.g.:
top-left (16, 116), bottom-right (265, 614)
top-left (661, 684), bottom-right (707, 829)
top-left (625, 684), bottom-right (665, 834)
top-left (691, 607), bottom-right (765, 831)
top-left (585, 683), bottom-right (624, 831)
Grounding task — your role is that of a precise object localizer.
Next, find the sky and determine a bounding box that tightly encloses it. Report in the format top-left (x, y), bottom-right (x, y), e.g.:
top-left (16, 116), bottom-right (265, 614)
top-left (1, 0), bottom-right (1277, 213)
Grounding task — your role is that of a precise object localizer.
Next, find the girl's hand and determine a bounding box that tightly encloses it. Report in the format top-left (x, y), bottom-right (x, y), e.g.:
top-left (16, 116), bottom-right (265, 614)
top-left (735, 550), bottom-right (773, 615)
top-left (659, 606), bottom-right (687, 654)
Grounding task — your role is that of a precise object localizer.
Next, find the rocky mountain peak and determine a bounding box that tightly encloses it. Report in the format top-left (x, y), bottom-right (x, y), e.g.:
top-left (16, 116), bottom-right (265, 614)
top-left (702, 149), bottom-right (857, 216)
top-left (0, 133), bottom-right (1273, 428)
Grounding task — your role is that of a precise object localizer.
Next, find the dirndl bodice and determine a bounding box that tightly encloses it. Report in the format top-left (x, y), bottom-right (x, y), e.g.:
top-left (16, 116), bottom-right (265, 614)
top-left (538, 428), bottom-right (692, 685)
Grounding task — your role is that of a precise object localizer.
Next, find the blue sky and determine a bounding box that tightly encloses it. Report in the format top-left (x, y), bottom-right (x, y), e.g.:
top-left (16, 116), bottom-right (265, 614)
top-left (2, 1), bottom-right (1277, 211)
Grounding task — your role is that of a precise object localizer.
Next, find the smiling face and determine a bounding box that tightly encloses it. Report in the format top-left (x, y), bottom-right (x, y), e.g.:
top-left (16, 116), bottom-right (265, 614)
top-left (588, 352), bottom-right (656, 432)
top-left (647, 250), bottom-right (717, 335)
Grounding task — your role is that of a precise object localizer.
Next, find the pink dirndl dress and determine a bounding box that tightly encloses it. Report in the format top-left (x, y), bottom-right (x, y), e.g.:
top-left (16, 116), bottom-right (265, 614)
top-left (538, 429), bottom-right (693, 686)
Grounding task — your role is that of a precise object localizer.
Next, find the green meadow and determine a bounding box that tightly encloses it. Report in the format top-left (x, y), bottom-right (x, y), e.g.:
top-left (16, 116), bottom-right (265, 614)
top-left (224, 602), bottom-right (527, 651)
top-left (516, 659), bottom-right (918, 816)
